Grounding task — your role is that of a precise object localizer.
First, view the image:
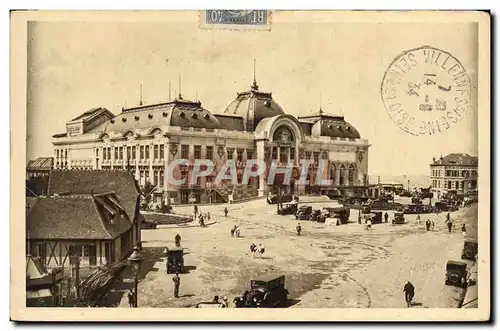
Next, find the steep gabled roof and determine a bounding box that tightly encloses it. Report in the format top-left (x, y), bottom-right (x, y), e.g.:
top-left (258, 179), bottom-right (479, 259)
top-left (47, 170), bottom-right (140, 222)
top-left (27, 157), bottom-right (54, 171)
top-left (26, 193), bottom-right (132, 240)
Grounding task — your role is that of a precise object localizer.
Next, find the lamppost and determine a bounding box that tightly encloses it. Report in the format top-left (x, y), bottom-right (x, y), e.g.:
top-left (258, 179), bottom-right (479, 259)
top-left (127, 246), bottom-right (144, 308)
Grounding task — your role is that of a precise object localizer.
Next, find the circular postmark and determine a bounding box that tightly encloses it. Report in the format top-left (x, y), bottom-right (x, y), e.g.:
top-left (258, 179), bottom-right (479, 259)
top-left (381, 46), bottom-right (471, 136)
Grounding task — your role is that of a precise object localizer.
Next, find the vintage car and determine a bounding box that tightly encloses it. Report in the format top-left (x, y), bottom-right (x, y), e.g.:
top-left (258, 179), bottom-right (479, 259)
top-left (392, 212), bottom-right (405, 224)
top-left (435, 201), bottom-right (455, 212)
top-left (411, 197), bottom-right (422, 205)
top-left (165, 247), bottom-right (184, 274)
top-left (277, 203), bottom-right (298, 215)
top-left (267, 194), bottom-right (299, 204)
top-left (245, 273), bottom-right (289, 308)
top-left (369, 211), bottom-right (383, 224)
top-left (140, 219), bottom-right (158, 229)
top-left (295, 205), bottom-right (313, 220)
top-left (309, 209), bottom-right (326, 222)
top-left (461, 239), bottom-right (478, 261)
top-left (323, 206), bottom-right (350, 225)
top-left (445, 260), bottom-right (468, 288)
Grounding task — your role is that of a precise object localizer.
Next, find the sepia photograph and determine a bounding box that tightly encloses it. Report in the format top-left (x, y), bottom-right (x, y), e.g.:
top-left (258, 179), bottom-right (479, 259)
top-left (10, 10), bottom-right (490, 321)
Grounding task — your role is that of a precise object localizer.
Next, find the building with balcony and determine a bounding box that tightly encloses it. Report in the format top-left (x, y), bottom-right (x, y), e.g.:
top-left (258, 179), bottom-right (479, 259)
top-left (52, 78), bottom-right (371, 204)
top-left (430, 153), bottom-right (478, 196)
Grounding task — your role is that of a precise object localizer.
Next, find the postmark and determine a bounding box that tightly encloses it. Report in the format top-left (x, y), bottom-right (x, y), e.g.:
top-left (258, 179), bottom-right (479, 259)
top-left (199, 10), bottom-right (271, 31)
top-left (381, 46), bottom-right (471, 136)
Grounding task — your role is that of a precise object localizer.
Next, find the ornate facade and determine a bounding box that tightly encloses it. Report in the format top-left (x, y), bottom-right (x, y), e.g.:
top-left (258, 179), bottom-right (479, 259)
top-left (52, 79), bottom-right (371, 204)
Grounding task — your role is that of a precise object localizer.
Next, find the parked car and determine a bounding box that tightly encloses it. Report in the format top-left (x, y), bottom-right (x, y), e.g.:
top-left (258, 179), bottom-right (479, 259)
top-left (323, 206), bottom-right (350, 225)
top-left (310, 209), bottom-right (326, 222)
top-left (370, 211), bottom-right (383, 224)
top-left (295, 205), bottom-right (312, 220)
top-left (165, 247), bottom-right (184, 274)
top-left (392, 212), bottom-right (405, 224)
top-left (461, 239), bottom-right (478, 261)
top-left (277, 203), bottom-right (298, 215)
top-left (141, 219), bottom-right (158, 229)
top-left (241, 273), bottom-right (289, 308)
top-left (445, 260), bottom-right (468, 288)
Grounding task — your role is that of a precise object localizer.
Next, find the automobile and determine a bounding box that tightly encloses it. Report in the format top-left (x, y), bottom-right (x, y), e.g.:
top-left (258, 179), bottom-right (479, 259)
top-left (369, 211), bottom-right (383, 224)
top-left (165, 247), bottom-right (184, 274)
top-left (277, 203), bottom-right (298, 215)
top-left (461, 239), bottom-right (478, 261)
top-left (323, 206), bottom-right (350, 225)
top-left (392, 212), bottom-right (405, 224)
top-left (411, 197), bottom-right (422, 204)
top-left (435, 201), bottom-right (455, 212)
top-left (244, 273), bottom-right (289, 308)
top-left (140, 219), bottom-right (158, 229)
top-left (295, 205), bottom-right (312, 220)
top-left (309, 209), bottom-right (326, 222)
top-left (267, 194), bottom-right (299, 204)
top-left (445, 260), bottom-right (468, 288)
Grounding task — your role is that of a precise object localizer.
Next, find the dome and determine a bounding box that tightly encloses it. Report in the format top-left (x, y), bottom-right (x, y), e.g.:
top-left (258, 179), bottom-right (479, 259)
top-left (223, 80), bottom-right (284, 131)
top-left (300, 110), bottom-right (361, 139)
top-left (103, 97), bottom-right (221, 134)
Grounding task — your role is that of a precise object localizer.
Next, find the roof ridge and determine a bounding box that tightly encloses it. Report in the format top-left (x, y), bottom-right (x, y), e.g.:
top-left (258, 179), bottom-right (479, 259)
top-left (90, 195), bottom-right (114, 239)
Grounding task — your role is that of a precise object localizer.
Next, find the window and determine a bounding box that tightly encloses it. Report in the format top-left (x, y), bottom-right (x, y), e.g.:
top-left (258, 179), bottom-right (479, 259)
top-left (272, 147), bottom-right (277, 160)
top-left (103, 149), bottom-right (107, 160)
top-left (69, 245), bottom-right (97, 265)
top-left (279, 148), bottom-right (287, 163)
top-left (119, 147), bottom-right (123, 160)
top-left (145, 146), bottom-right (150, 159)
top-left (105, 242), bottom-right (113, 264)
top-left (153, 170), bottom-right (159, 186)
top-left (194, 145), bottom-right (202, 159)
top-left (237, 149), bottom-right (244, 162)
top-left (56, 150), bottom-right (59, 158)
top-left (65, 150), bottom-right (68, 158)
top-left (181, 145), bottom-right (189, 159)
top-left (160, 144), bottom-right (164, 160)
top-left (160, 170), bottom-right (164, 186)
top-left (127, 147), bottom-right (131, 160)
top-left (206, 146), bottom-right (213, 159)
top-left (305, 151), bottom-right (311, 160)
top-left (132, 146), bottom-right (136, 160)
top-left (227, 148), bottom-right (234, 160)
top-left (447, 181), bottom-right (452, 189)
top-left (140, 146), bottom-right (145, 159)
top-left (154, 145), bottom-right (159, 159)
top-left (107, 148), bottom-right (111, 160)
top-left (37, 243), bottom-right (47, 265)
top-left (290, 148), bottom-right (295, 160)
top-left (114, 147), bottom-right (118, 160)
top-left (246, 149), bottom-right (254, 160)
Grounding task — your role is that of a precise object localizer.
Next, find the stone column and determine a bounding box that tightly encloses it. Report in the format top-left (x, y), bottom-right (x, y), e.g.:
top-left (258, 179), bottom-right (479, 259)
top-left (149, 143), bottom-right (154, 184)
top-left (256, 141), bottom-right (266, 197)
top-left (335, 166), bottom-right (341, 186)
top-left (344, 166), bottom-right (350, 187)
top-left (110, 146), bottom-right (115, 170)
top-left (135, 145), bottom-right (139, 180)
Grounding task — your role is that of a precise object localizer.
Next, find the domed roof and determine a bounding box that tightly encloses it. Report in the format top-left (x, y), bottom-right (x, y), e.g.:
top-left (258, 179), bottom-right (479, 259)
top-left (103, 97), bottom-right (221, 134)
top-left (300, 110), bottom-right (361, 139)
top-left (223, 80), bottom-right (284, 131)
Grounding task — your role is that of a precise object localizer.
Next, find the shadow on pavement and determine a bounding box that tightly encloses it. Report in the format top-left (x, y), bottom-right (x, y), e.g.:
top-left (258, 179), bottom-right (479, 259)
top-left (285, 299), bottom-right (301, 307)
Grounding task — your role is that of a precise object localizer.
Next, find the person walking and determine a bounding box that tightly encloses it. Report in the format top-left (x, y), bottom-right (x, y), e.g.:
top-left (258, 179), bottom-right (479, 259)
top-left (207, 212), bottom-right (211, 222)
top-left (127, 290), bottom-right (135, 308)
top-left (250, 243), bottom-right (256, 258)
top-left (175, 233), bottom-right (181, 247)
top-left (431, 221), bottom-right (435, 231)
top-left (296, 223), bottom-right (302, 236)
top-left (384, 212), bottom-right (389, 223)
top-left (446, 220), bottom-right (453, 233)
top-left (224, 207), bottom-right (228, 217)
top-left (461, 223), bottom-right (467, 237)
top-left (416, 214), bottom-right (421, 224)
top-left (194, 205), bottom-right (198, 218)
top-left (172, 272), bottom-right (181, 298)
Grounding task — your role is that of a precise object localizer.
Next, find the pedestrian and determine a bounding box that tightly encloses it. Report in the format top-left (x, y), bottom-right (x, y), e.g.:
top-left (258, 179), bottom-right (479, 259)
top-left (207, 212), bottom-right (211, 221)
top-left (384, 212), bottom-right (389, 223)
top-left (231, 225), bottom-right (237, 237)
top-left (446, 212), bottom-right (450, 222)
top-left (258, 244), bottom-right (265, 258)
top-left (172, 272), bottom-right (180, 298)
top-left (127, 289), bottom-right (134, 307)
top-left (175, 233), bottom-right (181, 247)
top-left (416, 214), bottom-right (421, 224)
top-left (431, 221), bottom-right (435, 231)
top-left (461, 223), bottom-right (467, 236)
top-left (425, 219), bottom-right (430, 231)
top-left (224, 207), bottom-right (228, 217)
top-left (250, 243), bottom-right (256, 258)
top-left (194, 204), bottom-right (198, 217)
top-left (296, 223), bottom-right (302, 236)
top-left (447, 220), bottom-right (452, 233)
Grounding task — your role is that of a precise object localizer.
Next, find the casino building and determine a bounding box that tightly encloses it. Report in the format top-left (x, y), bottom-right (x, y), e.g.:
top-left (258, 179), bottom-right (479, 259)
top-left (52, 78), bottom-right (371, 205)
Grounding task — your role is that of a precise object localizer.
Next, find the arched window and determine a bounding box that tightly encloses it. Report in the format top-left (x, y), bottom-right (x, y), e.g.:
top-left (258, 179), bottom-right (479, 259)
top-left (339, 164), bottom-right (345, 186)
top-left (348, 164), bottom-right (356, 185)
top-left (330, 164), bottom-right (337, 185)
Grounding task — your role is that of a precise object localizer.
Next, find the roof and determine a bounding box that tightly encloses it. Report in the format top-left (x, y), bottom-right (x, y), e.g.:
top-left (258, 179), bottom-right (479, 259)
top-left (70, 107), bottom-right (113, 123)
top-left (27, 157), bottom-right (54, 171)
top-left (252, 273), bottom-right (285, 282)
top-left (26, 255), bottom-right (49, 280)
top-left (214, 114), bottom-right (245, 131)
top-left (446, 260), bottom-right (468, 266)
top-left (432, 153), bottom-right (478, 166)
top-left (48, 170), bottom-right (140, 222)
top-left (26, 193), bottom-right (132, 240)
top-left (223, 81), bottom-right (284, 131)
top-left (102, 98), bottom-right (221, 133)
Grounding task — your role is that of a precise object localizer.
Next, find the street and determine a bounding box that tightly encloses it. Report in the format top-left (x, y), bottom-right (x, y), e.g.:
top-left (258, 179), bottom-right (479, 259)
top-left (120, 197), bottom-right (477, 308)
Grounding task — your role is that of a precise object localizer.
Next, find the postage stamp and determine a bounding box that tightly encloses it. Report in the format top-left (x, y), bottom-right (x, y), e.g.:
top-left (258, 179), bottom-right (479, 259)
top-left (381, 46), bottom-right (471, 136)
top-left (199, 10), bottom-right (271, 30)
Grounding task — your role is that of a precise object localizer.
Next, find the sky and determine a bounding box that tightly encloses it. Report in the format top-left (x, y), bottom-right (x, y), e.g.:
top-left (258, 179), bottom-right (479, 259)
top-left (25, 12), bottom-right (479, 177)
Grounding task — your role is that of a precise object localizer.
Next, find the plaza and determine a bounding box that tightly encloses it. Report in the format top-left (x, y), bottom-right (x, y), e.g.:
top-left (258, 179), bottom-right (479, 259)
top-left (117, 197), bottom-right (477, 308)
